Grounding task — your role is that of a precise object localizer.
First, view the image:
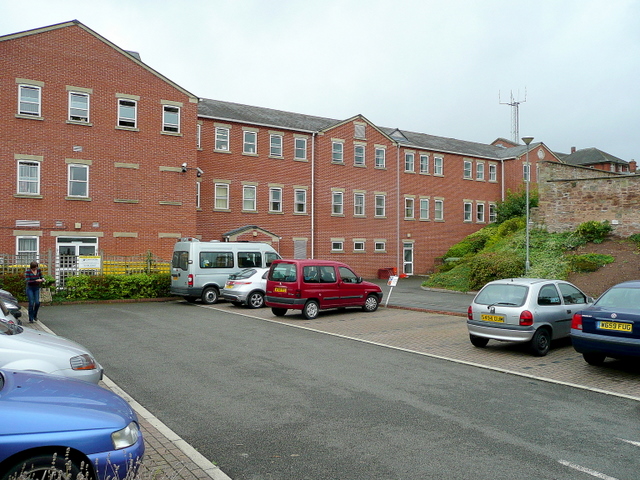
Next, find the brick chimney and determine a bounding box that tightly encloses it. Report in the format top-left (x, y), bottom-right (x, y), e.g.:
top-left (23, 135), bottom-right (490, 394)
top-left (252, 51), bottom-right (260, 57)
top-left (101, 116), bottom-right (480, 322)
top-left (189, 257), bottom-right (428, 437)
top-left (629, 160), bottom-right (636, 173)
top-left (571, 146), bottom-right (576, 153)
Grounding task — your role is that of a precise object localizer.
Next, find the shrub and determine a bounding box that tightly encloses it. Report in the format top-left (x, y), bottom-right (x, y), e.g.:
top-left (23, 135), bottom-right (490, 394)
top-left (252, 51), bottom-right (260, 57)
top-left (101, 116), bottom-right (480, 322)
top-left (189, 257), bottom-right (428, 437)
top-left (568, 253), bottom-right (614, 273)
top-left (575, 221), bottom-right (612, 244)
top-left (469, 252), bottom-right (525, 290)
top-left (495, 187), bottom-right (538, 224)
top-left (628, 233), bottom-right (640, 246)
top-left (64, 273), bottom-right (171, 301)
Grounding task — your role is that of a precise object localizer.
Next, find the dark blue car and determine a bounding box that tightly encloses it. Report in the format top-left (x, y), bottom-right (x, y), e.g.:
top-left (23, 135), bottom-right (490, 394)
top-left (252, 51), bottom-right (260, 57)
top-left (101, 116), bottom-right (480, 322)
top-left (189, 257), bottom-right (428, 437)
top-left (0, 369), bottom-right (144, 479)
top-left (571, 280), bottom-right (640, 366)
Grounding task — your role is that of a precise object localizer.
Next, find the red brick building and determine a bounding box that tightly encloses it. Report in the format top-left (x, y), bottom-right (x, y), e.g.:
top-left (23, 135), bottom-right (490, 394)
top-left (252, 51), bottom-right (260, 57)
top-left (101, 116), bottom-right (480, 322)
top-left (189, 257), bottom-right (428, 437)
top-left (2, 20), bottom-right (561, 278)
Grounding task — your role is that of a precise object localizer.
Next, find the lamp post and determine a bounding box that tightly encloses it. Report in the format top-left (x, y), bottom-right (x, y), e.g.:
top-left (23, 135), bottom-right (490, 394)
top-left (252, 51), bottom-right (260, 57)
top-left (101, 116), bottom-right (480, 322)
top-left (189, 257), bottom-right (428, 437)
top-left (522, 136), bottom-right (534, 273)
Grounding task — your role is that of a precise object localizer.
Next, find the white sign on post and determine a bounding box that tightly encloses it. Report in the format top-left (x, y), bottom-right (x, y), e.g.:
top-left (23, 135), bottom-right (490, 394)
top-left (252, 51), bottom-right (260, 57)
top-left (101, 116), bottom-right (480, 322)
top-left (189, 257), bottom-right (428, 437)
top-left (385, 275), bottom-right (399, 307)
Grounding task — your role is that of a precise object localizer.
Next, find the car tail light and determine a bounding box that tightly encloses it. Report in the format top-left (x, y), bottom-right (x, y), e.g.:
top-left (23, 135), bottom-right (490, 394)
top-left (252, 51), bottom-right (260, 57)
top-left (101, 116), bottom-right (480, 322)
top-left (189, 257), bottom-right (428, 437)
top-left (188, 274), bottom-right (194, 287)
top-left (571, 313), bottom-right (583, 330)
top-left (467, 306), bottom-right (473, 320)
top-left (519, 310), bottom-right (534, 326)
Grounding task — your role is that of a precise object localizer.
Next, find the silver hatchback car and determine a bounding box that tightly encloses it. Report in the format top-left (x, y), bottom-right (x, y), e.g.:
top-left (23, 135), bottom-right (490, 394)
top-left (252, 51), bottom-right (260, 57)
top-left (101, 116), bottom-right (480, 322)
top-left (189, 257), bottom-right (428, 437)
top-left (222, 267), bottom-right (269, 308)
top-left (467, 278), bottom-right (593, 356)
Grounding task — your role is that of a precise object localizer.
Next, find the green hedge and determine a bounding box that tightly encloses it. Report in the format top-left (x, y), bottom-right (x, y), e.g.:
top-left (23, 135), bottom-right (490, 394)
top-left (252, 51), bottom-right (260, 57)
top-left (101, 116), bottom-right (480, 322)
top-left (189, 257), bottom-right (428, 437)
top-left (0, 273), bottom-right (171, 302)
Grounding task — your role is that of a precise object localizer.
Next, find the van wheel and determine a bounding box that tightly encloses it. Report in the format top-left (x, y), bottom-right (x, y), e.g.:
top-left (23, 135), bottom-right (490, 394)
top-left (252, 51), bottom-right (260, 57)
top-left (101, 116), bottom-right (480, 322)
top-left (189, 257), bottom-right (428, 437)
top-left (272, 308), bottom-right (287, 317)
top-left (247, 291), bottom-right (265, 309)
top-left (202, 287), bottom-right (219, 304)
top-left (362, 294), bottom-right (379, 312)
top-left (303, 300), bottom-right (319, 320)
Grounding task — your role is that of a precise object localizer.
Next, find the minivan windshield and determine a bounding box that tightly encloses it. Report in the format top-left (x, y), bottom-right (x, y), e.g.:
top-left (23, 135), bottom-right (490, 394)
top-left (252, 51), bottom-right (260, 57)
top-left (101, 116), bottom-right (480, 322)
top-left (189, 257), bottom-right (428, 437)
top-left (475, 284), bottom-right (528, 307)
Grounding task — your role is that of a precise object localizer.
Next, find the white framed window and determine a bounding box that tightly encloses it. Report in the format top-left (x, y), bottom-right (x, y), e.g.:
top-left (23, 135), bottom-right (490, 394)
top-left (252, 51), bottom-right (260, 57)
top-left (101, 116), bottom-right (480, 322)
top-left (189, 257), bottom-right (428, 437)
top-left (68, 164), bottom-right (89, 197)
top-left (464, 201), bottom-right (473, 222)
top-left (196, 124), bottom-right (202, 149)
top-left (118, 98), bottom-right (137, 128)
top-left (196, 181), bottom-right (201, 209)
top-left (162, 105), bottom-right (180, 133)
top-left (215, 127), bottom-right (229, 151)
top-left (405, 152), bottom-right (415, 172)
top-left (270, 134), bottom-right (283, 157)
top-left (294, 137), bottom-right (307, 160)
top-left (489, 163), bottom-right (497, 182)
top-left (523, 163), bottom-right (531, 181)
top-left (419, 198), bottom-right (429, 220)
top-left (331, 240), bottom-right (344, 252)
top-left (269, 187), bottom-right (282, 212)
top-left (332, 141), bottom-right (344, 163)
top-left (489, 203), bottom-right (497, 223)
top-left (476, 162), bottom-right (485, 181)
top-left (214, 183), bottom-right (230, 210)
top-left (19, 84), bottom-right (41, 116)
top-left (17, 236), bottom-right (39, 264)
top-left (243, 185), bottom-right (257, 211)
top-left (404, 197), bottom-right (414, 219)
top-left (353, 240), bottom-right (365, 252)
top-left (332, 191), bottom-right (344, 215)
top-left (476, 203), bottom-right (485, 223)
top-left (420, 154), bottom-right (429, 174)
top-left (354, 192), bottom-right (365, 216)
top-left (354, 145), bottom-right (365, 166)
top-left (375, 194), bottom-right (386, 217)
top-left (69, 92), bottom-right (89, 122)
top-left (17, 161), bottom-right (40, 195)
top-left (294, 189), bottom-right (307, 214)
top-left (374, 241), bottom-right (386, 252)
top-left (243, 130), bottom-right (257, 154)
top-left (463, 160), bottom-right (472, 179)
top-left (435, 199), bottom-right (444, 220)
top-left (375, 148), bottom-right (386, 168)
top-left (434, 157), bottom-right (444, 176)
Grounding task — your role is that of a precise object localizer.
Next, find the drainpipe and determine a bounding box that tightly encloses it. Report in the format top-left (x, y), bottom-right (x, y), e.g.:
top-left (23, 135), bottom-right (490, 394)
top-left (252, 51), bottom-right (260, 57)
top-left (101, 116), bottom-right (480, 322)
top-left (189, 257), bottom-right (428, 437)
top-left (500, 158), bottom-right (505, 201)
top-left (396, 142), bottom-right (401, 274)
top-left (311, 132), bottom-right (317, 259)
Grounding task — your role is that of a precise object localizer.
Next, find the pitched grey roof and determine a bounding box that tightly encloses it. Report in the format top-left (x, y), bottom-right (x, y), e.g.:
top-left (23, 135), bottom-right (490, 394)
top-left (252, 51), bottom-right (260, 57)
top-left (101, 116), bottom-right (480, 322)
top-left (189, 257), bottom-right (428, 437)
top-left (560, 147), bottom-right (628, 166)
top-left (198, 98), bottom-right (531, 161)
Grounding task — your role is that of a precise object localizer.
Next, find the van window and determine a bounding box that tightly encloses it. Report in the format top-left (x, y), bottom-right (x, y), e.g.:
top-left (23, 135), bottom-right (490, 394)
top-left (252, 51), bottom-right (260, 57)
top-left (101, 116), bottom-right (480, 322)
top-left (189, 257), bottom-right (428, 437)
top-left (318, 266), bottom-right (336, 283)
top-left (265, 252), bottom-right (279, 267)
top-left (172, 251), bottom-right (189, 271)
top-left (238, 252), bottom-right (262, 268)
top-left (303, 266), bottom-right (320, 283)
top-left (200, 251), bottom-right (234, 268)
top-left (270, 263), bottom-right (297, 282)
top-left (338, 266), bottom-right (358, 283)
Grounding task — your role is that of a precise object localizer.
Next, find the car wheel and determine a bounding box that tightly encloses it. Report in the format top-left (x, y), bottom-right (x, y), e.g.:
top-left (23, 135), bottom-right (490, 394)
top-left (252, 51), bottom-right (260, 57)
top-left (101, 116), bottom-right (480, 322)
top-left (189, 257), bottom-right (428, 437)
top-left (303, 300), bottom-right (319, 320)
top-left (469, 334), bottom-right (489, 348)
top-left (201, 287), bottom-right (219, 304)
top-left (362, 294), bottom-right (379, 312)
top-left (272, 307), bottom-right (287, 317)
top-left (583, 352), bottom-right (606, 366)
top-left (247, 291), bottom-right (265, 308)
top-left (2, 453), bottom-right (82, 480)
top-left (529, 328), bottom-right (551, 356)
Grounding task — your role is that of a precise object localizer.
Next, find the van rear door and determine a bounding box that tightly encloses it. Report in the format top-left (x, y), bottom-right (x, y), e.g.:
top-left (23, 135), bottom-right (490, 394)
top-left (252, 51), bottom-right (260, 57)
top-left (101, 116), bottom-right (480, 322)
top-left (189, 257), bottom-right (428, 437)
top-left (171, 249), bottom-right (190, 293)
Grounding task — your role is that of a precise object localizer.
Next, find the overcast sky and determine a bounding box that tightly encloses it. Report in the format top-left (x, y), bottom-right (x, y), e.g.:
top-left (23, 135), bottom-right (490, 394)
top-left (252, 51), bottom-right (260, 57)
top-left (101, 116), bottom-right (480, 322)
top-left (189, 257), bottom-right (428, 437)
top-left (2, 0), bottom-right (638, 161)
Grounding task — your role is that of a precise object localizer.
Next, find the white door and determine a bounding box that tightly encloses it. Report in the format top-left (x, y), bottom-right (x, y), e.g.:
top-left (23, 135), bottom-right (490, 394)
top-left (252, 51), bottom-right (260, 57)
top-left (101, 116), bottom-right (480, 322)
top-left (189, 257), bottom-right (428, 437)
top-left (56, 237), bottom-right (98, 285)
top-left (403, 242), bottom-right (414, 276)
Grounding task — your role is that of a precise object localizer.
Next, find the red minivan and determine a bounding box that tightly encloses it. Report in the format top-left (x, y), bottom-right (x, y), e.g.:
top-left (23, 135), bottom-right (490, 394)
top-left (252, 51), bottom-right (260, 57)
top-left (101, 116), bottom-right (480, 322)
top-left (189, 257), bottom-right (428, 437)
top-left (265, 259), bottom-right (383, 319)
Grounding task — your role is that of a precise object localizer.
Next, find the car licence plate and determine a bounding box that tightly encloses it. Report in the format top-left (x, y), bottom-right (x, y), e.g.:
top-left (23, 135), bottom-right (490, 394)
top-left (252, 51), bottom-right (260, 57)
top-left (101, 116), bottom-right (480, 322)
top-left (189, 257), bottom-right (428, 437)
top-left (224, 284), bottom-right (234, 289)
top-left (597, 321), bottom-right (632, 333)
top-left (481, 314), bottom-right (504, 323)
top-left (274, 287), bottom-right (287, 293)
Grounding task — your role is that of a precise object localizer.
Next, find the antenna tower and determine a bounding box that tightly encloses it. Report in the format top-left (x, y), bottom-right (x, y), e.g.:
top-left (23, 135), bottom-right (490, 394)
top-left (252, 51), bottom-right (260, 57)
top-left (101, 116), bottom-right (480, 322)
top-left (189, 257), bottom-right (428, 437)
top-left (499, 89), bottom-right (526, 143)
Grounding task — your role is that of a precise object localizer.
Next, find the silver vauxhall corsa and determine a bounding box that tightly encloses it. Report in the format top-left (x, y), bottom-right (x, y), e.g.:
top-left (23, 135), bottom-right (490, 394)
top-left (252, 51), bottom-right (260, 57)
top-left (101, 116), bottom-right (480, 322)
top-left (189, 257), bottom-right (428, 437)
top-left (467, 278), bottom-right (593, 356)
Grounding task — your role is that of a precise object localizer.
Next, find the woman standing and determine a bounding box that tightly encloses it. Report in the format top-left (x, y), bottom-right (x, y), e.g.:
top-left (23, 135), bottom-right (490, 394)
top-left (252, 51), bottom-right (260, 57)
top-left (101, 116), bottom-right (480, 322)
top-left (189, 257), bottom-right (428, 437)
top-left (25, 261), bottom-right (44, 323)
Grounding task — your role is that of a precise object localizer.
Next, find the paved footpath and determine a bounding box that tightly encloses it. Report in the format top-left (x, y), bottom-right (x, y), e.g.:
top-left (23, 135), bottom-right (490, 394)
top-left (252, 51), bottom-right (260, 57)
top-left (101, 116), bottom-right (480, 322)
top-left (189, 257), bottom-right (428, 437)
top-left (25, 280), bottom-right (640, 479)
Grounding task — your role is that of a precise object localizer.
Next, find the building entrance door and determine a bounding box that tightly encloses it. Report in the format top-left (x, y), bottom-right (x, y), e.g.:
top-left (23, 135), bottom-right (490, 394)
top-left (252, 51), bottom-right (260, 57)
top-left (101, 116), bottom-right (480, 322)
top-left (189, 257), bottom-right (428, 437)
top-left (403, 242), bottom-right (414, 276)
top-left (56, 237), bottom-right (98, 285)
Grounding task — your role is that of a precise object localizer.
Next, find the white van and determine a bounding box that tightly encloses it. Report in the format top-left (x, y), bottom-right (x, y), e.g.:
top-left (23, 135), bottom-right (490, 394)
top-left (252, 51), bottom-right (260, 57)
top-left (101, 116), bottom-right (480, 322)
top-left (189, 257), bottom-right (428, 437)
top-left (170, 238), bottom-right (281, 304)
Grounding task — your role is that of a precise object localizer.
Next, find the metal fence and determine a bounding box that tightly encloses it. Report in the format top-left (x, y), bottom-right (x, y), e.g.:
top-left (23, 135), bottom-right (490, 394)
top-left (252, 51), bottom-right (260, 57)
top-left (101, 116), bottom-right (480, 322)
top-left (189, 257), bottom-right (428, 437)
top-left (0, 251), bottom-right (170, 289)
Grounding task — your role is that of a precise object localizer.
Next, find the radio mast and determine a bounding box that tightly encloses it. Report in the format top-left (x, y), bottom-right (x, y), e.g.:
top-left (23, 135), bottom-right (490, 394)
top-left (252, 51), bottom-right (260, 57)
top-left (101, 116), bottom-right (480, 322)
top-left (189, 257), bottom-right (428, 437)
top-left (499, 89), bottom-right (526, 143)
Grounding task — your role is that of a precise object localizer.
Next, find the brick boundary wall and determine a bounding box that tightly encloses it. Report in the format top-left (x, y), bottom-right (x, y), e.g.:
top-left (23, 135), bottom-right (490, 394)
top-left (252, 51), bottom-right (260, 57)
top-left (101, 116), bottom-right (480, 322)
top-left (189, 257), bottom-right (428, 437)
top-left (535, 161), bottom-right (640, 236)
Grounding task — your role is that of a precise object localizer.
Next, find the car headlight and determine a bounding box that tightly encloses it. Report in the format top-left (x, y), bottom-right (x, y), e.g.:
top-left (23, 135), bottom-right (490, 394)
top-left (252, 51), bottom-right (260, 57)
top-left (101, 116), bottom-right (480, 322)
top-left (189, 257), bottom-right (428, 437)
top-left (70, 353), bottom-right (97, 371)
top-left (112, 421), bottom-right (141, 449)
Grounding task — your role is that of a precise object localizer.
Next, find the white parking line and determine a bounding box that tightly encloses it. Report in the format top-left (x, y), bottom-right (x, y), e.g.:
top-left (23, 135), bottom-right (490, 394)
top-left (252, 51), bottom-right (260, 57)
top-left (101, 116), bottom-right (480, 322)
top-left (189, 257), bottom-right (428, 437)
top-left (558, 460), bottom-right (618, 480)
top-left (619, 438), bottom-right (640, 447)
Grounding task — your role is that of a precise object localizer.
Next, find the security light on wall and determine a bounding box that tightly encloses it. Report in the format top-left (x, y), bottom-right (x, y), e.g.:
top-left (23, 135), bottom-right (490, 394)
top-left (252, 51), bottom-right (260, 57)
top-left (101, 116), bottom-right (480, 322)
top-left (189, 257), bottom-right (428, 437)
top-left (181, 162), bottom-right (188, 173)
